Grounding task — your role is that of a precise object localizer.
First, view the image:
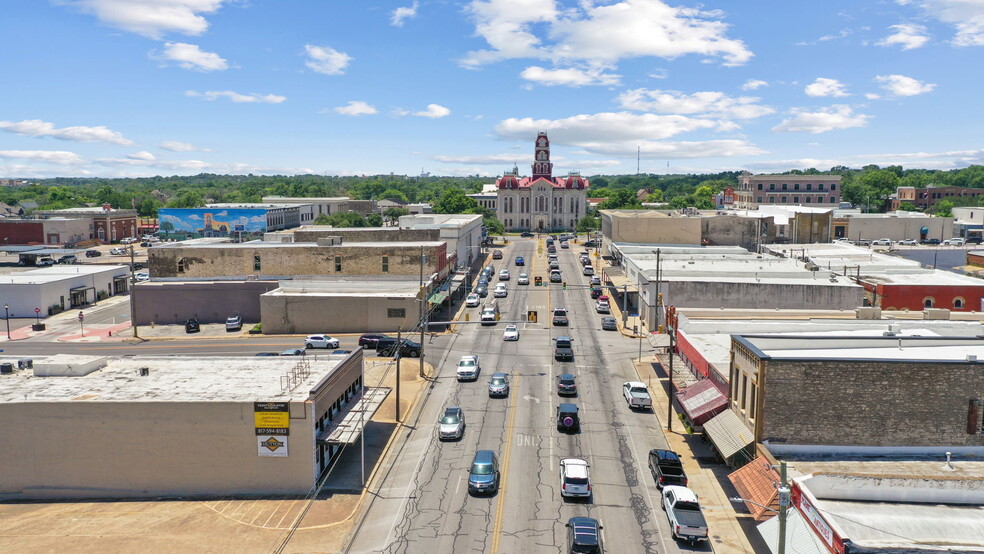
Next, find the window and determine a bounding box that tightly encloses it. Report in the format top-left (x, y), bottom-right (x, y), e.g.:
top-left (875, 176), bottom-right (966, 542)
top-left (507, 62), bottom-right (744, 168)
top-left (782, 183), bottom-right (788, 190)
top-left (382, 256), bottom-right (389, 273)
top-left (254, 255), bottom-right (261, 271)
top-left (757, 196), bottom-right (763, 203)
top-left (387, 307), bottom-right (405, 318)
top-left (953, 297), bottom-right (965, 309)
top-left (923, 297), bottom-right (935, 308)
top-left (794, 184), bottom-right (800, 190)
top-left (819, 183), bottom-right (826, 190)
top-left (334, 256), bottom-right (342, 272)
top-left (831, 184), bottom-right (837, 191)
top-left (177, 258), bottom-right (186, 273)
top-left (806, 183), bottom-right (812, 191)
top-left (769, 184), bottom-right (776, 191)
top-left (805, 197), bottom-right (812, 203)
top-left (793, 196), bottom-right (800, 203)
top-left (781, 196), bottom-right (787, 203)
top-left (757, 183), bottom-right (763, 190)
top-left (769, 196), bottom-right (776, 203)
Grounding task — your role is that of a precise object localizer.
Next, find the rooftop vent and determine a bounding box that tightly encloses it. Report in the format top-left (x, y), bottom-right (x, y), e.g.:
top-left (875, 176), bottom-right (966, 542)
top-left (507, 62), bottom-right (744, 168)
top-left (139, 367), bottom-right (150, 376)
top-left (968, 354), bottom-right (978, 363)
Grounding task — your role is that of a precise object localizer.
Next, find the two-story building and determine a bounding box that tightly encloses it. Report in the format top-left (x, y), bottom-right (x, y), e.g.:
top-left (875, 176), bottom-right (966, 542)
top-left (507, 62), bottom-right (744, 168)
top-left (733, 171), bottom-right (841, 210)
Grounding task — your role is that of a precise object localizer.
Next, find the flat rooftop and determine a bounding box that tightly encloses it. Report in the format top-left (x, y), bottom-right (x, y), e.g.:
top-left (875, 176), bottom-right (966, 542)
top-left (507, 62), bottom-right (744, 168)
top-left (205, 203), bottom-right (308, 209)
top-left (0, 354), bottom-right (354, 403)
top-left (268, 278), bottom-right (426, 297)
top-left (262, 196), bottom-right (352, 202)
top-left (156, 240), bottom-right (444, 249)
top-left (735, 334), bottom-right (984, 362)
top-left (0, 265), bottom-right (129, 284)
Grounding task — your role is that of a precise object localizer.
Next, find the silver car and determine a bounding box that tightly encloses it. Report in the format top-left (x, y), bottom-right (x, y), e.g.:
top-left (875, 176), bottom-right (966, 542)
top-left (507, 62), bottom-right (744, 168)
top-left (438, 407), bottom-right (465, 440)
top-left (488, 372), bottom-right (510, 397)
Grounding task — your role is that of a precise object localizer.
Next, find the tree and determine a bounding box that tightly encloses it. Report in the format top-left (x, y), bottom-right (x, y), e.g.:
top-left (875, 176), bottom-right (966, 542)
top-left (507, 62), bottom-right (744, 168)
top-left (138, 198), bottom-right (162, 217)
top-left (897, 202), bottom-right (918, 212)
top-left (314, 212), bottom-right (368, 227)
top-left (645, 190), bottom-right (664, 203)
top-left (366, 213), bottom-right (383, 226)
top-left (379, 188), bottom-right (408, 203)
top-left (576, 216), bottom-right (599, 233)
top-left (598, 189), bottom-right (641, 210)
top-left (934, 199), bottom-right (955, 217)
top-left (384, 207), bottom-right (410, 219)
top-left (433, 188), bottom-right (479, 214)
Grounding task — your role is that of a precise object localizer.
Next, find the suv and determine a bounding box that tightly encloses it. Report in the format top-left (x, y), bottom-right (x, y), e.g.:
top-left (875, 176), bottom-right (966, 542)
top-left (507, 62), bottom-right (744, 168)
top-left (85, 249), bottom-right (102, 257)
top-left (488, 372), bottom-right (510, 397)
top-left (438, 407), bottom-right (465, 441)
top-left (481, 306), bottom-right (498, 325)
top-left (554, 336), bottom-right (574, 361)
top-left (184, 318), bottom-right (200, 333)
top-left (557, 373), bottom-right (577, 395)
top-left (305, 334), bottom-right (340, 349)
top-left (550, 269), bottom-right (562, 282)
top-left (560, 458), bottom-right (591, 498)
top-left (649, 449), bottom-right (688, 489)
top-left (358, 334), bottom-right (389, 349)
top-left (36, 257), bottom-right (55, 266)
top-left (556, 403), bottom-right (580, 433)
top-left (376, 338), bottom-right (421, 358)
top-left (467, 450), bottom-right (500, 495)
top-left (943, 237), bottom-right (966, 246)
top-left (583, 265), bottom-right (594, 276)
top-left (552, 308), bottom-right (569, 326)
top-left (566, 517), bottom-right (603, 553)
top-left (499, 269), bottom-right (510, 281)
top-left (595, 300), bottom-right (610, 313)
top-left (456, 355), bottom-right (481, 380)
top-left (225, 315), bottom-right (243, 331)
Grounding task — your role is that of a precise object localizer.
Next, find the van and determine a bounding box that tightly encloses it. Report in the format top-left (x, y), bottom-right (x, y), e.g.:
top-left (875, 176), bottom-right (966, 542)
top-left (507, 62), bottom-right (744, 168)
top-left (467, 450), bottom-right (500, 494)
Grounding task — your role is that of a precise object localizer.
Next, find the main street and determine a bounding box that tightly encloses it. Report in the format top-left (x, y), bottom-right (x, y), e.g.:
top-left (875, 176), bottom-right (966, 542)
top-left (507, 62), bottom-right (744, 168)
top-left (347, 237), bottom-right (705, 553)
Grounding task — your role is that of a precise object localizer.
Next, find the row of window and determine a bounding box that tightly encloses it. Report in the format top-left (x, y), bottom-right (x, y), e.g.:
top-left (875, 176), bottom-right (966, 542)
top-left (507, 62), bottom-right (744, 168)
top-left (503, 218), bottom-right (577, 229)
top-left (751, 183), bottom-right (836, 191)
top-left (755, 196), bottom-right (838, 204)
top-left (928, 191), bottom-right (984, 199)
top-left (501, 195), bottom-right (581, 214)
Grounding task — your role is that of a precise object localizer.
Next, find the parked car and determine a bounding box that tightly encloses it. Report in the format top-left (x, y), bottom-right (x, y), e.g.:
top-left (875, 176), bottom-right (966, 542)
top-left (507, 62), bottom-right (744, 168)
top-left (225, 315), bottom-right (243, 331)
top-left (623, 381), bottom-right (652, 410)
top-left (133, 270), bottom-right (150, 282)
top-left (557, 373), bottom-right (577, 395)
top-left (466, 293), bottom-right (481, 307)
top-left (475, 284), bottom-right (489, 297)
top-left (358, 334), bottom-right (389, 348)
top-left (120, 237), bottom-right (138, 244)
top-left (515, 256), bottom-right (524, 266)
top-left (943, 237), bottom-right (966, 246)
top-left (921, 238), bottom-right (941, 245)
top-left (601, 316), bottom-right (617, 331)
top-left (254, 352), bottom-right (280, 357)
top-left (554, 336), bottom-right (574, 361)
top-left (583, 239), bottom-right (599, 247)
top-left (649, 449), bottom-right (688, 489)
top-left (662, 486), bottom-right (709, 544)
top-left (520, 231), bottom-right (534, 237)
top-left (560, 458), bottom-right (591, 498)
top-left (492, 249), bottom-right (503, 259)
top-left (494, 283), bottom-right (508, 298)
top-left (517, 273), bottom-right (530, 285)
top-left (35, 257), bottom-right (55, 267)
top-left (467, 450), bottom-right (500, 495)
top-left (488, 372), bottom-right (510, 397)
top-left (872, 238), bottom-right (892, 246)
top-left (377, 338), bottom-right (421, 358)
top-left (280, 348), bottom-right (306, 356)
top-left (184, 318), bottom-right (200, 333)
top-left (456, 355), bottom-right (481, 380)
top-left (139, 241), bottom-right (152, 247)
top-left (305, 334), bottom-right (340, 349)
top-left (969, 237), bottom-right (983, 245)
top-left (898, 238), bottom-right (918, 245)
top-left (503, 324), bottom-right (519, 341)
top-left (57, 254), bottom-right (78, 264)
top-left (552, 308), bottom-right (569, 326)
top-left (438, 406), bottom-right (465, 441)
top-left (595, 300), bottom-right (610, 314)
top-left (110, 247), bottom-right (126, 255)
top-left (85, 249), bottom-right (102, 257)
top-left (556, 403), bottom-right (580, 433)
top-left (565, 517), bottom-right (603, 554)
top-left (499, 269), bottom-right (510, 281)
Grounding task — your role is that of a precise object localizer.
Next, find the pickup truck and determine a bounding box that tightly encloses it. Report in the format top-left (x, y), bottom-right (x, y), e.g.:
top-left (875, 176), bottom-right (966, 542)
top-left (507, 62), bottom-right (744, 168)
top-left (456, 355), bottom-right (481, 381)
top-left (649, 449), bottom-right (688, 488)
top-left (662, 485), bottom-right (709, 544)
top-left (623, 381), bottom-right (652, 410)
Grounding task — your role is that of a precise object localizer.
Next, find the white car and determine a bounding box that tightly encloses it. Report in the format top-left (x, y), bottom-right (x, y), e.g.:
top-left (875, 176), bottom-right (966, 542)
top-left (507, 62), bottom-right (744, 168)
top-left (499, 269), bottom-right (510, 281)
top-left (872, 238), bottom-right (892, 246)
top-left (898, 238), bottom-right (918, 246)
top-left (494, 283), bottom-right (508, 298)
top-left (583, 265), bottom-right (594, 276)
top-left (304, 334), bottom-right (340, 349)
top-left (518, 273), bottom-right (529, 285)
top-left (456, 355), bottom-right (481, 380)
top-left (465, 293), bottom-right (481, 307)
top-left (503, 324), bottom-right (519, 341)
top-left (943, 237), bottom-right (966, 246)
top-left (110, 247), bottom-right (126, 255)
top-left (595, 300), bottom-right (610, 313)
top-left (560, 458), bottom-right (591, 498)
top-left (133, 270), bottom-right (150, 282)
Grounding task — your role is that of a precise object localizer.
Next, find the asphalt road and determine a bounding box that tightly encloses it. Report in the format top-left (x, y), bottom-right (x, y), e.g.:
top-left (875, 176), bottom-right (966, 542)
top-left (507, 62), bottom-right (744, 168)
top-left (0, 335), bottom-right (363, 357)
top-left (885, 245), bottom-right (974, 273)
top-left (346, 238), bottom-right (702, 553)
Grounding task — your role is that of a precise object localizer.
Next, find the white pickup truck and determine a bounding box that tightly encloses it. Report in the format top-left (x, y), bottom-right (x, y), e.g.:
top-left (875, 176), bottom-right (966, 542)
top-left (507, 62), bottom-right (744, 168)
top-left (456, 355), bottom-right (481, 381)
top-left (623, 381), bottom-right (652, 410)
top-left (662, 485), bottom-right (709, 544)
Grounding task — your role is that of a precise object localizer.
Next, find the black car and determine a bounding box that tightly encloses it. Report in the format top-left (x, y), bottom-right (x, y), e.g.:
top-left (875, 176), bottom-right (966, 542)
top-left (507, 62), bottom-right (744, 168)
top-left (280, 348), bottom-right (306, 356)
top-left (475, 284), bottom-right (489, 297)
top-left (85, 249), bottom-right (102, 257)
top-left (601, 316), bottom-right (617, 331)
top-left (184, 318), bottom-right (200, 333)
top-left (557, 403), bottom-right (580, 433)
top-left (590, 288), bottom-right (603, 299)
top-left (254, 352), bottom-right (279, 356)
top-left (648, 449), bottom-right (688, 488)
top-left (140, 241), bottom-right (152, 247)
top-left (557, 373), bottom-right (577, 396)
top-left (377, 338), bottom-right (422, 358)
top-left (921, 238), bottom-right (941, 245)
top-left (554, 336), bottom-right (574, 361)
top-left (968, 237), bottom-right (983, 245)
top-left (566, 517), bottom-right (603, 553)
top-left (520, 231), bottom-right (534, 237)
top-left (359, 334), bottom-right (390, 349)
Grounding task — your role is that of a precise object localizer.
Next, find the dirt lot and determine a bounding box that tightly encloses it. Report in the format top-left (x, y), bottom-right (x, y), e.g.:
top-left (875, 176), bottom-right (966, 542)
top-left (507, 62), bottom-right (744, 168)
top-left (0, 357), bottom-right (431, 554)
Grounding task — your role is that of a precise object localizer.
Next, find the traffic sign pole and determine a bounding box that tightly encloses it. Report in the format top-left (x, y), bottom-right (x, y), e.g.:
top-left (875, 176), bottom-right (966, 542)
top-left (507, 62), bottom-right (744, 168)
top-left (78, 311), bottom-right (84, 337)
top-left (34, 307), bottom-right (41, 325)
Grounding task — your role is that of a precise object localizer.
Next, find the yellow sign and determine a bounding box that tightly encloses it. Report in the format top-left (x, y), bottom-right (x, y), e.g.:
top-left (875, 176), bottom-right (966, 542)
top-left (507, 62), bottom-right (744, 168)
top-left (255, 411), bottom-right (289, 428)
top-left (527, 310), bottom-right (537, 323)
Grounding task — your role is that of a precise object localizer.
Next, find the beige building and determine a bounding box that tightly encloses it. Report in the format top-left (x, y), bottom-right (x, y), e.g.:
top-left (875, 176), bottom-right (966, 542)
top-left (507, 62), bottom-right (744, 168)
top-left (733, 171), bottom-right (842, 209)
top-left (0, 352), bottom-right (375, 499)
top-left (600, 210), bottom-right (702, 245)
top-left (262, 196), bottom-right (376, 217)
top-left (832, 211), bottom-right (953, 242)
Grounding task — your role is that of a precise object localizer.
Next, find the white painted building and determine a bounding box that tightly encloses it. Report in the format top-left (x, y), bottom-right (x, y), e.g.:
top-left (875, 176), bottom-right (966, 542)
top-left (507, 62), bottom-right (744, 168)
top-left (0, 264), bottom-right (131, 317)
top-left (398, 213), bottom-right (484, 269)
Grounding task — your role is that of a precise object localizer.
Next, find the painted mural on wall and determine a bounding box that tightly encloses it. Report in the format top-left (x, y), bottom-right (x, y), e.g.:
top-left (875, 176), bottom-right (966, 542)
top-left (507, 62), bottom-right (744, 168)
top-left (158, 208), bottom-right (267, 239)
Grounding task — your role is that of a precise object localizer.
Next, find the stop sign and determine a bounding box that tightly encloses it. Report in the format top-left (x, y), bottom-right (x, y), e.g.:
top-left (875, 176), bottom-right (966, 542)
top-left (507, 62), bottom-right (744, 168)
top-left (78, 311), bottom-right (84, 322)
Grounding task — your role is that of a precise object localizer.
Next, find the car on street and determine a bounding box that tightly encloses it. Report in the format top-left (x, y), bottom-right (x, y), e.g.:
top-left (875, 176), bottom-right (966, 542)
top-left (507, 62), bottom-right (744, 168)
top-left (475, 284), bottom-right (489, 297)
top-left (549, 259), bottom-right (560, 269)
top-left (499, 269), bottom-right (510, 280)
top-left (589, 276), bottom-right (601, 286)
top-left (547, 246), bottom-right (556, 254)
top-left (110, 247), bottom-right (126, 255)
top-left (898, 238), bottom-right (918, 245)
top-left (517, 273), bottom-right (529, 285)
top-left (133, 270), bottom-right (150, 282)
top-left (492, 249), bottom-right (503, 259)
top-left (556, 403), bottom-right (580, 433)
top-left (225, 315), bottom-right (243, 331)
top-left (921, 238), bottom-right (941, 245)
top-left (305, 334), bottom-right (340, 349)
top-left (520, 231), bottom-right (534, 237)
top-left (467, 450), bottom-right (500, 495)
top-left (872, 238), bottom-right (893, 246)
top-left (584, 239), bottom-right (599, 247)
top-left (565, 517), bottom-right (603, 554)
top-left (557, 373), bottom-right (577, 395)
top-left (595, 300), bottom-right (610, 313)
top-left (254, 352), bottom-right (279, 357)
top-left (560, 241), bottom-right (569, 249)
top-left (465, 293), bottom-right (481, 307)
top-left (456, 355), bottom-right (481, 380)
top-left (649, 449), bottom-right (688, 489)
top-left (494, 283), bottom-right (508, 298)
top-left (481, 305), bottom-right (498, 325)
top-left (662, 486), bottom-right (709, 544)
top-left (943, 237), bottom-right (966, 246)
top-left (503, 324), bottom-right (519, 341)
top-left (590, 288), bottom-right (603, 299)
top-left (559, 458), bottom-right (591, 498)
top-left (623, 381), bottom-right (652, 410)
top-left (550, 269), bottom-right (562, 283)
top-left (552, 308), bottom-right (569, 326)
top-left (184, 318), bottom-right (200, 333)
top-left (120, 237), bottom-right (138, 244)
top-left (85, 249), bottom-right (102, 257)
top-left (438, 407), bottom-right (465, 441)
top-left (601, 316), bottom-right (617, 331)
top-left (515, 256), bottom-right (524, 266)
top-left (140, 241), bottom-right (152, 247)
top-left (583, 265), bottom-right (594, 276)
top-left (554, 336), bottom-right (574, 361)
top-left (280, 348), bottom-right (306, 356)
top-left (58, 255), bottom-right (78, 264)
top-left (488, 372), bottom-right (510, 397)
top-left (376, 338), bottom-right (421, 358)
top-left (358, 334), bottom-right (389, 349)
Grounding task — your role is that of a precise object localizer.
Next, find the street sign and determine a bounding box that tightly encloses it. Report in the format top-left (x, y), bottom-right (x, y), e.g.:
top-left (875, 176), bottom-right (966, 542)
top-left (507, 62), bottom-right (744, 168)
top-left (78, 311), bottom-right (84, 322)
top-left (234, 224), bottom-right (245, 232)
top-left (527, 310), bottom-right (537, 323)
top-left (34, 307), bottom-right (40, 315)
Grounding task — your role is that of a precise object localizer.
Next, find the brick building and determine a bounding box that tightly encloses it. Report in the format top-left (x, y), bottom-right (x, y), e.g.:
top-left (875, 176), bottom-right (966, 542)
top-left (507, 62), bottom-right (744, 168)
top-left (733, 171), bottom-right (841, 209)
top-left (890, 185), bottom-right (984, 211)
top-left (0, 218), bottom-right (89, 245)
top-left (34, 206), bottom-right (138, 243)
top-left (729, 334), bottom-right (984, 449)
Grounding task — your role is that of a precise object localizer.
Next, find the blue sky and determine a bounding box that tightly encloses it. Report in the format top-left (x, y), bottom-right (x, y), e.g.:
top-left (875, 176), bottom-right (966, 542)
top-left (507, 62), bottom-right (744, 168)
top-left (2, 0), bottom-right (983, 178)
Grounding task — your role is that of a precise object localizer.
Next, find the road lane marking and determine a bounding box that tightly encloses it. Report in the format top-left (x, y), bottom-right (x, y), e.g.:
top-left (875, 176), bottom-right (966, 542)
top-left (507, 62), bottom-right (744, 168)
top-left (489, 373), bottom-right (520, 554)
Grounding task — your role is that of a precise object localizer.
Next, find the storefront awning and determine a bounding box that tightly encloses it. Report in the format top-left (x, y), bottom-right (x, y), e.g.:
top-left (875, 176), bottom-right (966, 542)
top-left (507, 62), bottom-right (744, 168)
top-left (676, 379), bottom-right (728, 427)
top-left (728, 456), bottom-right (780, 521)
top-left (756, 507), bottom-right (828, 554)
top-left (603, 267), bottom-right (638, 293)
top-left (704, 409), bottom-right (754, 464)
top-left (317, 387), bottom-right (390, 445)
top-left (428, 291), bottom-right (449, 305)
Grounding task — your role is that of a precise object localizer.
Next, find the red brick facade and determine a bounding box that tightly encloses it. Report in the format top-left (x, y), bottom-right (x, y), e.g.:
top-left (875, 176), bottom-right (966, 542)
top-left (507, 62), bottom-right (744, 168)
top-left (872, 282), bottom-right (984, 311)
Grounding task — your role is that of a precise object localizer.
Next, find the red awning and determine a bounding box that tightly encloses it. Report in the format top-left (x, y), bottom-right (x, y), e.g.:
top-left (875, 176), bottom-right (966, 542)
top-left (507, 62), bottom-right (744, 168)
top-left (728, 456), bottom-right (781, 521)
top-left (675, 379), bottom-right (728, 426)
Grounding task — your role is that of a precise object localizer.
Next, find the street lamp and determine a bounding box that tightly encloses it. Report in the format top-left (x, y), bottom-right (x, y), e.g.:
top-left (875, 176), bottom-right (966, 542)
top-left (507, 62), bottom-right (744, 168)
top-left (729, 460), bottom-right (790, 554)
top-left (4, 303), bottom-right (9, 340)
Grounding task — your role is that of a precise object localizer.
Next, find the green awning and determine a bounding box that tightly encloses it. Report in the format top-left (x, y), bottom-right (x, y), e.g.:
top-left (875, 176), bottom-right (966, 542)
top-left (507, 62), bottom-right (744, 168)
top-left (428, 291), bottom-right (449, 304)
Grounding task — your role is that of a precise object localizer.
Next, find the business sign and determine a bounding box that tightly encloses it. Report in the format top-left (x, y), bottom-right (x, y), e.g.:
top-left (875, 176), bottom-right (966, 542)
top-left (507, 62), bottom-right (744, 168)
top-left (257, 435), bottom-right (289, 457)
top-left (798, 492), bottom-right (834, 547)
top-left (234, 224), bottom-right (245, 232)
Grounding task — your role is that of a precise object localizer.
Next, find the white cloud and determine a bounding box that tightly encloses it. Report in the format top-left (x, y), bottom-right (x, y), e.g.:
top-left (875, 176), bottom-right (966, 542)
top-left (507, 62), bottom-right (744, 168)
top-left (461, 0), bottom-right (752, 68)
top-left (901, 0), bottom-right (984, 46)
top-left (874, 74), bottom-right (936, 96)
top-left (804, 77), bottom-right (849, 97)
top-left (414, 104), bottom-right (451, 118)
top-left (154, 41), bottom-right (228, 71)
top-left (0, 150), bottom-right (84, 165)
top-left (333, 101), bottom-right (378, 116)
top-left (304, 45), bottom-right (352, 75)
top-left (66, 0), bottom-right (229, 39)
top-left (519, 65), bottom-right (620, 87)
top-left (742, 79), bottom-right (768, 91)
top-left (876, 23), bottom-right (930, 50)
top-left (772, 105), bottom-right (871, 134)
top-left (616, 89), bottom-right (774, 119)
top-left (127, 150), bottom-right (156, 161)
top-left (865, 93), bottom-right (882, 100)
top-left (432, 153), bottom-right (521, 164)
top-left (391, 1), bottom-right (419, 26)
top-left (495, 111), bottom-right (727, 144)
top-left (574, 139), bottom-right (766, 159)
top-left (185, 90), bottom-right (286, 103)
top-left (159, 140), bottom-right (208, 152)
top-left (0, 119), bottom-right (134, 145)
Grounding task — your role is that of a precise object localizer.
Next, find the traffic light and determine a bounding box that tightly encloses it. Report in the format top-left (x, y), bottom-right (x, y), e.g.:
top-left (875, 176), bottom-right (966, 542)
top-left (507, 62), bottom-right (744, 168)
top-left (563, 281), bottom-right (567, 290)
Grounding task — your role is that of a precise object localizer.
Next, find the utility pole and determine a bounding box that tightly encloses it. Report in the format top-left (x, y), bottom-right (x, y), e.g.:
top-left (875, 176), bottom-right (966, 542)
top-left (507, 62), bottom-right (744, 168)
top-left (129, 244), bottom-right (138, 338)
top-left (395, 327), bottom-right (402, 423)
top-left (777, 461), bottom-right (790, 554)
top-left (622, 283), bottom-right (628, 327)
top-left (419, 246), bottom-right (426, 378)
top-left (667, 325), bottom-right (674, 432)
top-left (360, 359), bottom-right (365, 487)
